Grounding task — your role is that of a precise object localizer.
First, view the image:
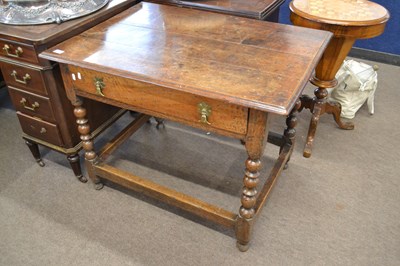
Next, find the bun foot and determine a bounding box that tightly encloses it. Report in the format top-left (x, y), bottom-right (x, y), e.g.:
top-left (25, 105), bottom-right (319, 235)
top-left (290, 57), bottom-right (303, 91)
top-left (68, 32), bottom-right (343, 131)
top-left (94, 182), bottom-right (104, 190)
top-left (77, 175), bottom-right (88, 183)
top-left (236, 241), bottom-right (250, 252)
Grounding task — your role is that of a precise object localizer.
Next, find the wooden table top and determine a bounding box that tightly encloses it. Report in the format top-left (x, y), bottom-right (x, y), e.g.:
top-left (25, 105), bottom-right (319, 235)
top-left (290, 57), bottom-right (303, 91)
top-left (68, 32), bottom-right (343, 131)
top-left (146, 0), bottom-right (285, 19)
top-left (41, 2), bottom-right (332, 115)
top-left (0, 0), bottom-right (138, 45)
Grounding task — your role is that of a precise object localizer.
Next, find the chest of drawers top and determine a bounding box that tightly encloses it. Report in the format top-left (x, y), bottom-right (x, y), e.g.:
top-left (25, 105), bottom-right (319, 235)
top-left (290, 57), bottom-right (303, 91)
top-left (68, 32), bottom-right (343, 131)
top-left (41, 2), bottom-right (332, 115)
top-left (0, 0), bottom-right (138, 66)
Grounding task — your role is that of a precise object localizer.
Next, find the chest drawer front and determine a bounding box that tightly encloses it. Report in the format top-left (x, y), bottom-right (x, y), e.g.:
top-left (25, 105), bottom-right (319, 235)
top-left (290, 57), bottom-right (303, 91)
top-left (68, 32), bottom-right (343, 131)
top-left (0, 39), bottom-right (38, 64)
top-left (8, 87), bottom-right (56, 123)
top-left (0, 61), bottom-right (48, 96)
top-left (17, 112), bottom-right (64, 146)
top-left (67, 66), bottom-right (248, 136)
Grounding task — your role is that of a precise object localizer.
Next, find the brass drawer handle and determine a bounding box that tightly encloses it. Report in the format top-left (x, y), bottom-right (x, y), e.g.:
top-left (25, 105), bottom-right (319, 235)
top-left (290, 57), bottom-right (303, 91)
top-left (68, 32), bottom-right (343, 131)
top-left (198, 102), bottom-right (212, 125)
top-left (40, 128), bottom-right (47, 134)
top-left (11, 70), bottom-right (31, 85)
top-left (94, 77), bottom-right (105, 96)
top-left (3, 44), bottom-right (23, 58)
top-left (20, 98), bottom-right (40, 111)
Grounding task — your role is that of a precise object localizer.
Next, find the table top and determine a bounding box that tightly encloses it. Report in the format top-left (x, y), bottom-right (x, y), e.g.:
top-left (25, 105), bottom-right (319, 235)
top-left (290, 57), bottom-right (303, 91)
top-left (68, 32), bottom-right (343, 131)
top-left (41, 2), bottom-right (331, 115)
top-left (290, 0), bottom-right (389, 26)
top-left (0, 0), bottom-right (138, 45)
top-left (146, 0), bottom-right (285, 19)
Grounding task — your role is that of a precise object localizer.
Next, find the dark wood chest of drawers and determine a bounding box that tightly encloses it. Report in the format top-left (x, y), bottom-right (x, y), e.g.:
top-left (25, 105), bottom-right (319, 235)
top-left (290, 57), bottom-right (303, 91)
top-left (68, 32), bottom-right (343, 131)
top-left (0, 71), bottom-right (4, 88)
top-left (0, 0), bottom-right (138, 181)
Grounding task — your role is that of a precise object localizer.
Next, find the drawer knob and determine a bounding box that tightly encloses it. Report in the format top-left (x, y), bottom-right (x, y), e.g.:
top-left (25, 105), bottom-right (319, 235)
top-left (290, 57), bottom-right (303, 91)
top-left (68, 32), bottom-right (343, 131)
top-left (3, 44), bottom-right (23, 58)
top-left (20, 98), bottom-right (40, 111)
top-left (11, 70), bottom-right (31, 85)
top-left (94, 77), bottom-right (105, 96)
top-left (40, 128), bottom-right (47, 134)
top-left (198, 102), bottom-right (212, 125)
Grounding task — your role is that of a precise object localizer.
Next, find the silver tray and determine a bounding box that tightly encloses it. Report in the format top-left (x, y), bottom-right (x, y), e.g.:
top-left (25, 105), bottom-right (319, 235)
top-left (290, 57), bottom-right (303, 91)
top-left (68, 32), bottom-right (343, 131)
top-left (0, 0), bottom-right (110, 25)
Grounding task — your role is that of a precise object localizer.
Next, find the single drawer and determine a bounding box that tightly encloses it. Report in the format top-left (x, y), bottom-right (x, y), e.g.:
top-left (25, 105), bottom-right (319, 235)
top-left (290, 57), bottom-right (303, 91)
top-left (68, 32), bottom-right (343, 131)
top-left (66, 65), bottom-right (248, 136)
top-left (0, 39), bottom-right (38, 64)
top-left (0, 61), bottom-right (48, 96)
top-left (8, 87), bottom-right (56, 123)
top-left (17, 112), bottom-right (64, 146)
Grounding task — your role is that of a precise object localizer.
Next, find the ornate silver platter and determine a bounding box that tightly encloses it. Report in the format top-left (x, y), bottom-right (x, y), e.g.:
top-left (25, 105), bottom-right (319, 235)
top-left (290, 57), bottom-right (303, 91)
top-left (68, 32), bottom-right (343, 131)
top-left (0, 0), bottom-right (110, 25)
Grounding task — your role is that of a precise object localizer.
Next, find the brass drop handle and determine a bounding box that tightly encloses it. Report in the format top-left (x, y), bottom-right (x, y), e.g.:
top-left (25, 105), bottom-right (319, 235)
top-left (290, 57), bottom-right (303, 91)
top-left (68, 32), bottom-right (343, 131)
top-left (20, 98), bottom-right (40, 111)
top-left (198, 102), bottom-right (212, 125)
top-left (11, 70), bottom-right (31, 85)
top-left (94, 77), bottom-right (105, 96)
top-left (40, 128), bottom-right (47, 134)
top-left (3, 44), bottom-right (23, 58)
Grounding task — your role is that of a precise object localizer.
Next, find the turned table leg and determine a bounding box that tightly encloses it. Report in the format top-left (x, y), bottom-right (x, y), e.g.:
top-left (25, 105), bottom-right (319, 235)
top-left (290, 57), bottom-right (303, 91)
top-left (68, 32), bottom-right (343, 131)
top-left (236, 109), bottom-right (268, 251)
top-left (25, 139), bottom-right (45, 167)
top-left (72, 97), bottom-right (103, 190)
top-left (282, 98), bottom-right (301, 168)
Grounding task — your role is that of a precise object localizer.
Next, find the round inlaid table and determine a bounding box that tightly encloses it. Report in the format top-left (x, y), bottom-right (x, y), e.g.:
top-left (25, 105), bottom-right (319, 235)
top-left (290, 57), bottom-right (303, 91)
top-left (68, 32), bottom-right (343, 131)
top-left (289, 0), bottom-right (389, 157)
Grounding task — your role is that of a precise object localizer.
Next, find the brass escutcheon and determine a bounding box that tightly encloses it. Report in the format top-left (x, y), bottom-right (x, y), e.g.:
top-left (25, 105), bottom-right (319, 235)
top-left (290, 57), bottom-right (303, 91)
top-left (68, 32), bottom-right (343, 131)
top-left (94, 77), bottom-right (105, 96)
top-left (198, 102), bottom-right (212, 125)
top-left (3, 44), bottom-right (23, 58)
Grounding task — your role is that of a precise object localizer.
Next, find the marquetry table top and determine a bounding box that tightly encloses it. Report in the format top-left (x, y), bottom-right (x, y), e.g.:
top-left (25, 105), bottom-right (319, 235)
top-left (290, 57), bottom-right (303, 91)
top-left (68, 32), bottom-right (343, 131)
top-left (290, 0), bottom-right (389, 25)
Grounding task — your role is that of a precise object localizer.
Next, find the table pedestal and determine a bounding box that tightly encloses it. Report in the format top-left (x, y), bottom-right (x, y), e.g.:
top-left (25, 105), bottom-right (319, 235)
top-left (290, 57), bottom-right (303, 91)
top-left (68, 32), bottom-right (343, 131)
top-left (300, 36), bottom-right (355, 157)
top-left (290, 0), bottom-right (389, 157)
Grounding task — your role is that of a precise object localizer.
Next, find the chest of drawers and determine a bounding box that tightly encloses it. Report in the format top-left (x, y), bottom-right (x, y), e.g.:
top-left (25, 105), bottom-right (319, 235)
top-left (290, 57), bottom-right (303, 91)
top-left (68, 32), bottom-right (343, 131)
top-left (0, 0), bottom-right (138, 182)
top-left (0, 71), bottom-right (4, 88)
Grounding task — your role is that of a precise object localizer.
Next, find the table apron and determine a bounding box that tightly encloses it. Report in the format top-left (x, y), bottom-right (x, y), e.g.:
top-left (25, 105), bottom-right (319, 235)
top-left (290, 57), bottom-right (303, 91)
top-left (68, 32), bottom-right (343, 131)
top-left (63, 64), bottom-right (249, 139)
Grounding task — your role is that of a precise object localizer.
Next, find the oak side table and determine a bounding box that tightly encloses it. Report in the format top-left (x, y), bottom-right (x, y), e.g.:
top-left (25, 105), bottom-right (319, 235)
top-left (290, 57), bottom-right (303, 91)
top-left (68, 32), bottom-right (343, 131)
top-left (41, 3), bottom-right (331, 251)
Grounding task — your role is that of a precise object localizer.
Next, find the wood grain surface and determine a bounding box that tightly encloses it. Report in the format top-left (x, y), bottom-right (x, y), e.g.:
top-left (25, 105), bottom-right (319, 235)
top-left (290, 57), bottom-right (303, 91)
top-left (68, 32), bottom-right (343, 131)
top-left (41, 2), bottom-right (332, 115)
